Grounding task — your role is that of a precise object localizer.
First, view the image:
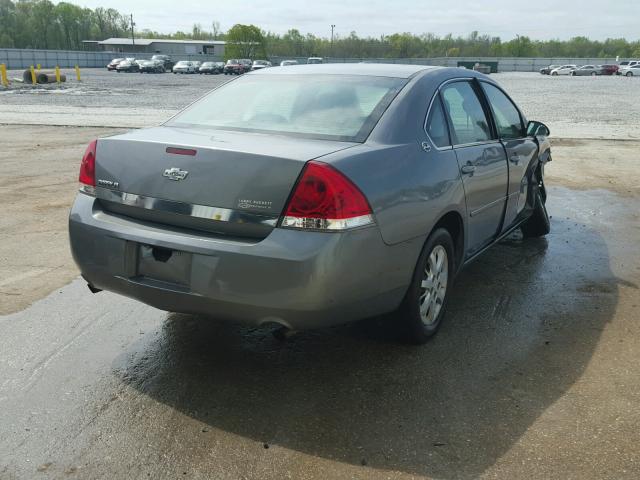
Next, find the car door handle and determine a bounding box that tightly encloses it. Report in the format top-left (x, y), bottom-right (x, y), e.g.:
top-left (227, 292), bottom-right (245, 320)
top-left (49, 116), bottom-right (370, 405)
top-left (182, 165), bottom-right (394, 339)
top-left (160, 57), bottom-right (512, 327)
top-left (510, 154), bottom-right (521, 164)
top-left (460, 164), bottom-right (476, 175)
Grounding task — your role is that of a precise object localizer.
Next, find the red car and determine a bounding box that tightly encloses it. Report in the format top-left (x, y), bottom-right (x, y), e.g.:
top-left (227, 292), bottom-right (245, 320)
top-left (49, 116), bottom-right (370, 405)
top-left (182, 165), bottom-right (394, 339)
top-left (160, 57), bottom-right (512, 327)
top-left (599, 64), bottom-right (619, 75)
top-left (223, 59), bottom-right (246, 75)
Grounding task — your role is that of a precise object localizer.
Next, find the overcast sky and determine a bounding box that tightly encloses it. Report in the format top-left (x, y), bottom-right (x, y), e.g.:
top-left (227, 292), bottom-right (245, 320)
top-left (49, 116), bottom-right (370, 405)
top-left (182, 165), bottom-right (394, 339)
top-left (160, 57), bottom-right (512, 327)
top-left (69, 0), bottom-right (638, 40)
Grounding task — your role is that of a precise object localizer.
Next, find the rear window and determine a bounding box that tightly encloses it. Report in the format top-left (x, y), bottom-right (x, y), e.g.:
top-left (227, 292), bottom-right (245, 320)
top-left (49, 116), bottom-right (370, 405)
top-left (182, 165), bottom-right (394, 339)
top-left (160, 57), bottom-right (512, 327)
top-left (167, 74), bottom-right (406, 142)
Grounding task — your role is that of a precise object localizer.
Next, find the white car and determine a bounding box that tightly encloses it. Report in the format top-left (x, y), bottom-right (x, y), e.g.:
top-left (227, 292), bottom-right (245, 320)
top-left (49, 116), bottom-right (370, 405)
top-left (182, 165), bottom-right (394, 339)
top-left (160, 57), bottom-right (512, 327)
top-left (280, 60), bottom-right (299, 67)
top-left (173, 61), bottom-right (196, 74)
top-left (619, 64), bottom-right (640, 76)
top-left (307, 57), bottom-right (323, 64)
top-left (550, 65), bottom-right (577, 76)
top-left (251, 60), bottom-right (272, 70)
top-left (617, 61), bottom-right (640, 75)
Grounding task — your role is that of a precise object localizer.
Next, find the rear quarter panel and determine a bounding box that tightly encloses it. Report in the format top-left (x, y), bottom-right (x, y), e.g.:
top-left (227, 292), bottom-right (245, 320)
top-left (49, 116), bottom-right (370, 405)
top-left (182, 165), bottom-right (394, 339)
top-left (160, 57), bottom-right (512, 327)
top-left (324, 69), bottom-right (468, 247)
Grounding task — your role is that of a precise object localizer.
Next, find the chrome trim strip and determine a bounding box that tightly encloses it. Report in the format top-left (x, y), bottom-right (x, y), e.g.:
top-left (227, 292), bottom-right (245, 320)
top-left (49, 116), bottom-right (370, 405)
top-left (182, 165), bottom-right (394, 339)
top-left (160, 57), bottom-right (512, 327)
top-left (96, 187), bottom-right (279, 227)
top-left (469, 196), bottom-right (507, 218)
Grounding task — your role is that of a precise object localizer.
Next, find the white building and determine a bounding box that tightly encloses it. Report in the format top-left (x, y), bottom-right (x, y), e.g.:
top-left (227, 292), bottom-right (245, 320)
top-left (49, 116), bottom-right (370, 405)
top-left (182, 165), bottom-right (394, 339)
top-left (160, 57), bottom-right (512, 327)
top-left (87, 38), bottom-right (226, 57)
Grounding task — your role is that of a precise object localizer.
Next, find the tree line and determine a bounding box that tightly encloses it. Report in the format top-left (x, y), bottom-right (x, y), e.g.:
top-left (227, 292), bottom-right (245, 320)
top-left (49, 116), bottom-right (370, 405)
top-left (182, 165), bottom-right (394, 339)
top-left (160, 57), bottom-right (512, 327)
top-left (2, 0), bottom-right (640, 59)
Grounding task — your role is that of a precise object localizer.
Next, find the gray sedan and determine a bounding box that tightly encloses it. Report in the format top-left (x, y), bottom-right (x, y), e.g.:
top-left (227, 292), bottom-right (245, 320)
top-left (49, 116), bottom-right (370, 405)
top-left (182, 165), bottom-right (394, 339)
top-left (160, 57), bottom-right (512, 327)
top-left (69, 64), bottom-right (551, 344)
top-left (570, 65), bottom-right (602, 76)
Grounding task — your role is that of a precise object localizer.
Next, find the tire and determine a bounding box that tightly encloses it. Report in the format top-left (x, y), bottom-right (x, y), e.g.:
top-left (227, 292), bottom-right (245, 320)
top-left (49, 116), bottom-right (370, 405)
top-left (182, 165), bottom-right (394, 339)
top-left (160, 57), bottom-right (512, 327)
top-left (397, 228), bottom-right (455, 344)
top-left (521, 189), bottom-right (550, 238)
top-left (591, 72), bottom-right (597, 76)
top-left (626, 72), bottom-right (632, 77)
top-left (551, 71), bottom-right (558, 76)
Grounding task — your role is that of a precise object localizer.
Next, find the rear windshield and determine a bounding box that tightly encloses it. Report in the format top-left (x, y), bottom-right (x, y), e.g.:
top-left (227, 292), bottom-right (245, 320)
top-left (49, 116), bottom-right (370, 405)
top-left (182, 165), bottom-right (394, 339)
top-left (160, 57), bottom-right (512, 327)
top-left (167, 74), bottom-right (406, 142)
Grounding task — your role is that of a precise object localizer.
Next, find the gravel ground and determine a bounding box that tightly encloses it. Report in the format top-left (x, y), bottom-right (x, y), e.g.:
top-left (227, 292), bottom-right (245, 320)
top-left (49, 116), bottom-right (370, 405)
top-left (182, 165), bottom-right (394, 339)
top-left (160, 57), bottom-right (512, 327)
top-left (1, 68), bottom-right (640, 138)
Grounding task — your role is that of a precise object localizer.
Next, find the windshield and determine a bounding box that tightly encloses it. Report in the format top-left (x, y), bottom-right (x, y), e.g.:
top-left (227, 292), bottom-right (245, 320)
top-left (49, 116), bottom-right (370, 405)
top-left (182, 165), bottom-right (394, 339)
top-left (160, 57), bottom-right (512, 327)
top-left (167, 74), bottom-right (406, 142)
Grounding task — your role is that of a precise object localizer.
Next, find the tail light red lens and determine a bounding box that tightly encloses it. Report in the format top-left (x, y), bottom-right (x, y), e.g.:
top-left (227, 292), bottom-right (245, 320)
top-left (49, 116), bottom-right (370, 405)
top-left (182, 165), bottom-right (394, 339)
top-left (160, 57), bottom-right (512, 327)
top-left (79, 139), bottom-right (97, 190)
top-left (282, 161), bottom-right (373, 231)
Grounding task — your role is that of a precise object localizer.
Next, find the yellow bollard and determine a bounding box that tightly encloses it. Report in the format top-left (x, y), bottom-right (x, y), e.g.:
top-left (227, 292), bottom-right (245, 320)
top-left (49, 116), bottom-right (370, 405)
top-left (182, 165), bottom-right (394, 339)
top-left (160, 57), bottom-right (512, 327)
top-left (55, 66), bottom-right (61, 84)
top-left (30, 65), bottom-right (36, 85)
top-left (75, 65), bottom-right (81, 81)
top-left (37, 63), bottom-right (41, 70)
top-left (0, 64), bottom-right (8, 87)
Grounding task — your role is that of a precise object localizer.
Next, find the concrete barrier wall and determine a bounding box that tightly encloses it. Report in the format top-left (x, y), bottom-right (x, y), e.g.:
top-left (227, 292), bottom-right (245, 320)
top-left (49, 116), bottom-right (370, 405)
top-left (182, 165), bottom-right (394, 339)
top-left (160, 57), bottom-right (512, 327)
top-left (0, 48), bottom-right (628, 71)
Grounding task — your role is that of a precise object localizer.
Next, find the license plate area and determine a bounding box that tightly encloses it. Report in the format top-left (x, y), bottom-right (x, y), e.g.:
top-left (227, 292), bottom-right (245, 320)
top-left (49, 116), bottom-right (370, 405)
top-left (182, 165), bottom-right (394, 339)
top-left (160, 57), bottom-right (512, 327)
top-left (137, 244), bottom-right (192, 287)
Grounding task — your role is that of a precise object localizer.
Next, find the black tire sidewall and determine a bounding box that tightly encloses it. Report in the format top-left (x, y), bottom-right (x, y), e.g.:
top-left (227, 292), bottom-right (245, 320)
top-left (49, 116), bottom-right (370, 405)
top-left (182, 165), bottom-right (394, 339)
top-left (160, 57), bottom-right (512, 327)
top-left (401, 228), bottom-right (455, 343)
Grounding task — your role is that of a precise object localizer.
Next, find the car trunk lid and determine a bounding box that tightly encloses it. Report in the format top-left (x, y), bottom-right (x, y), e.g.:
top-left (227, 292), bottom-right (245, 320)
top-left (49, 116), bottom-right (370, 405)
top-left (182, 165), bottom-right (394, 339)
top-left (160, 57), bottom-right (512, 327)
top-left (94, 126), bottom-right (357, 238)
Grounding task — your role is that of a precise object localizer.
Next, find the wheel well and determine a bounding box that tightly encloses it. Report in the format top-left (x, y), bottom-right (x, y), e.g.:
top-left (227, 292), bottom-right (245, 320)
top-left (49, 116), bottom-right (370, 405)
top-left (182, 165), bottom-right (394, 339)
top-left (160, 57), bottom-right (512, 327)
top-left (432, 211), bottom-right (464, 273)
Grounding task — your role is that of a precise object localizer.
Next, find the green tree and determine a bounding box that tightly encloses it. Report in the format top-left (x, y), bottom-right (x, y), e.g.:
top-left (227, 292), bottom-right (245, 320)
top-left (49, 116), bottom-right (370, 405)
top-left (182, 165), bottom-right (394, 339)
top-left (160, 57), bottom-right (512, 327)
top-left (225, 24), bottom-right (266, 59)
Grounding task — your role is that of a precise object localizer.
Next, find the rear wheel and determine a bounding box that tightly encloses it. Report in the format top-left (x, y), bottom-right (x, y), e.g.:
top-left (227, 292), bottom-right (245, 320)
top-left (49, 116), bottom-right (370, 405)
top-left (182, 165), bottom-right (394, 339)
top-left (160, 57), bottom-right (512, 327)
top-left (398, 228), bottom-right (454, 344)
top-left (626, 72), bottom-right (633, 77)
top-left (551, 71), bottom-right (558, 76)
top-left (591, 71), bottom-right (597, 76)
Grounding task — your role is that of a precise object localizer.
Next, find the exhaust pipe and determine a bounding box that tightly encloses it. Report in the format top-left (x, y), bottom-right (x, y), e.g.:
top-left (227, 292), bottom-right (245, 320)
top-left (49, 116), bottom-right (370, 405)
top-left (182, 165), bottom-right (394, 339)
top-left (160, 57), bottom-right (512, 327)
top-left (87, 283), bottom-right (102, 294)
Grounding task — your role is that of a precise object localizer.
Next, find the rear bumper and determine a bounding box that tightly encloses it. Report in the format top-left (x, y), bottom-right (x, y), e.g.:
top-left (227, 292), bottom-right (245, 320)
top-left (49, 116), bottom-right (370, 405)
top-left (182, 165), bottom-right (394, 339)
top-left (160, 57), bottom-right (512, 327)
top-left (69, 193), bottom-right (419, 329)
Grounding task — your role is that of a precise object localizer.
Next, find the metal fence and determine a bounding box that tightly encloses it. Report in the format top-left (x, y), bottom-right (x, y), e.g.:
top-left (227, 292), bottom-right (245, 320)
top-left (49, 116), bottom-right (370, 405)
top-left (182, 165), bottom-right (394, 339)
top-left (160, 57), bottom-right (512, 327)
top-left (0, 48), bottom-right (222, 70)
top-left (0, 48), bottom-right (628, 72)
top-left (270, 56), bottom-right (623, 72)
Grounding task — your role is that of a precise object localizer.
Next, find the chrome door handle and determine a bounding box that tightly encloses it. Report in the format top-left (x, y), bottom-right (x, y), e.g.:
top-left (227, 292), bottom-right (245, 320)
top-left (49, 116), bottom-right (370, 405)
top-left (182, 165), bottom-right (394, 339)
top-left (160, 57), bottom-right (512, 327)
top-left (460, 164), bottom-right (476, 175)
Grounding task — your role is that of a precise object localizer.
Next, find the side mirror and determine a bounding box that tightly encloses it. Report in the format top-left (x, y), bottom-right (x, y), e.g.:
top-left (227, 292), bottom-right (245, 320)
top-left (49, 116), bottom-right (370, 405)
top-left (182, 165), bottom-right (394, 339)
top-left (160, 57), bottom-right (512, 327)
top-left (527, 120), bottom-right (550, 137)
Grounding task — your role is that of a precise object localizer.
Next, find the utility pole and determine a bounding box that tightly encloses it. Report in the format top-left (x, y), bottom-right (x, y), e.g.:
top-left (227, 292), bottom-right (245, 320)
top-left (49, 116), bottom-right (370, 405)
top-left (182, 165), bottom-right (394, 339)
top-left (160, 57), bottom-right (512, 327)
top-left (330, 24), bottom-right (335, 58)
top-left (130, 14), bottom-right (136, 47)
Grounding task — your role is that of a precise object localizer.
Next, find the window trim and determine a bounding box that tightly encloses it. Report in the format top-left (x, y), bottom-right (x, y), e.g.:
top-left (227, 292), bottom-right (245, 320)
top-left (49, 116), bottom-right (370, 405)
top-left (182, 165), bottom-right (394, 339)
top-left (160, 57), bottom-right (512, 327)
top-left (437, 78), bottom-right (497, 148)
top-left (479, 80), bottom-right (526, 140)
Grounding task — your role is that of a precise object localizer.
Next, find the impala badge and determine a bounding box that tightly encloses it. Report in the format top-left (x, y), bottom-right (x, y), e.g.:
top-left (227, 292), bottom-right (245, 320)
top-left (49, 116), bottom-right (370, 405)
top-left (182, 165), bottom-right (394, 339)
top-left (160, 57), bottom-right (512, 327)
top-left (163, 167), bottom-right (189, 181)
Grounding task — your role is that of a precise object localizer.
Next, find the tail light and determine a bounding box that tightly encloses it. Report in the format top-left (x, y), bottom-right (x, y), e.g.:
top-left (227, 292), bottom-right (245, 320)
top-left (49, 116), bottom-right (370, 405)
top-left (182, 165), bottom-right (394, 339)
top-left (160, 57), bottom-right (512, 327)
top-left (79, 139), bottom-right (97, 195)
top-left (281, 161), bottom-right (374, 231)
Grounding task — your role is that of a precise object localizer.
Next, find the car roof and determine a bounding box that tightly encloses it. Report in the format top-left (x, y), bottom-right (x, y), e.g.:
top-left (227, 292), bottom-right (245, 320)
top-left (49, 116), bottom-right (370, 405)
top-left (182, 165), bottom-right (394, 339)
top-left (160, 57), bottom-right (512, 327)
top-left (252, 63), bottom-right (441, 78)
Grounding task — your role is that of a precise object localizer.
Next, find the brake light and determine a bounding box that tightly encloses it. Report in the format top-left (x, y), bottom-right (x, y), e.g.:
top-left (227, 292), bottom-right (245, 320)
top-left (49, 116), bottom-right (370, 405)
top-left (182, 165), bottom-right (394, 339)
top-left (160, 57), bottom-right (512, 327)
top-left (282, 161), bottom-right (373, 231)
top-left (79, 139), bottom-right (97, 194)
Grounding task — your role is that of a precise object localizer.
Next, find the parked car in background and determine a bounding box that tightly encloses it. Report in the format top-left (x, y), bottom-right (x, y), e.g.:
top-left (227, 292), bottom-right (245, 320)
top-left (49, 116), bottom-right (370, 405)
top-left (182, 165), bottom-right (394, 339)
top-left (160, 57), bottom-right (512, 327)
top-left (139, 60), bottom-right (165, 74)
top-left (151, 54), bottom-right (174, 72)
top-left (539, 64), bottom-right (560, 75)
top-left (617, 60), bottom-right (640, 74)
top-left (199, 62), bottom-right (223, 74)
top-left (69, 64), bottom-right (552, 344)
top-left (307, 57), bottom-right (323, 64)
top-left (599, 64), bottom-right (619, 75)
top-left (107, 58), bottom-right (124, 71)
top-left (239, 59), bottom-right (253, 70)
top-left (280, 60), bottom-right (299, 66)
top-left (619, 64), bottom-right (640, 76)
top-left (570, 65), bottom-right (602, 76)
top-left (116, 59), bottom-right (140, 73)
top-left (251, 60), bottom-right (272, 70)
top-left (173, 61), bottom-right (197, 74)
top-left (192, 61), bottom-right (202, 70)
top-left (550, 65), bottom-right (577, 75)
top-left (224, 59), bottom-right (246, 75)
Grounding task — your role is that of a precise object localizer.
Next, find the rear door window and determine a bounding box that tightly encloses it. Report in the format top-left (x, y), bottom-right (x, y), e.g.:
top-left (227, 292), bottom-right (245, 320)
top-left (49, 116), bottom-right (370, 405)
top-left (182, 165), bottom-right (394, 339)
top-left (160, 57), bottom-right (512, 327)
top-left (440, 81), bottom-right (492, 145)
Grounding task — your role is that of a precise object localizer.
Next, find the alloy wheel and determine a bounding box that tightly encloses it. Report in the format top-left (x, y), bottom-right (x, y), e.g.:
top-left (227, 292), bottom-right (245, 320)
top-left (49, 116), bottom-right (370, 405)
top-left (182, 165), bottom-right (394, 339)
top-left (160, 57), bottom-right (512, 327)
top-left (419, 245), bottom-right (448, 326)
